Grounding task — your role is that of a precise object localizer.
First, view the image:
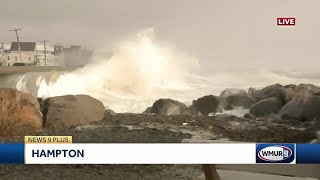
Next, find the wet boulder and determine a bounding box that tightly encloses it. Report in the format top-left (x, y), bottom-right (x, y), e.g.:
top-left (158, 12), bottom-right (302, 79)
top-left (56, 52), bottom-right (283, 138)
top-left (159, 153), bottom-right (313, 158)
top-left (185, 105), bottom-right (199, 116)
top-left (279, 94), bottom-right (320, 122)
top-left (222, 94), bottom-right (256, 110)
top-left (243, 113), bottom-right (255, 119)
top-left (251, 83), bottom-right (286, 103)
top-left (150, 99), bottom-right (188, 115)
top-left (143, 107), bottom-right (152, 114)
top-left (105, 109), bottom-right (116, 116)
top-left (43, 95), bottom-right (105, 129)
top-left (310, 131), bottom-right (320, 143)
top-left (0, 88), bottom-right (43, 135)
top-left (37, 98), bottom-right (44, 109)
top-left (284, 84), bottom-right (297, 89)
top-left (192, 95), bottom-right (219, 116)
top-left (219, 88), bottom-right (254, 110)
top-left (285, 84), bottom-right (320, 102)
top-left (257, 113), bottom-right (282, 124)
top-left (248, 87), bottom-right (258, 97)
top-left (249, 97), bottom-right (283, 117)
top-left (220, 88), bottom-right (247, 98)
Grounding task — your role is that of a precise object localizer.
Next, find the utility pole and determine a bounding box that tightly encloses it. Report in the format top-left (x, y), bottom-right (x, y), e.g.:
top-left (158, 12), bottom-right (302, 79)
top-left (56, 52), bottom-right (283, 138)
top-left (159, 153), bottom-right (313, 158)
top-left (0, 43), bottom-right (3, 66)
top-left (10, 28), bottom-right (22, 63)
top-left (55, 42), bottom-right (64, 65)
top-left (40, 40), bottom-right (49, 66)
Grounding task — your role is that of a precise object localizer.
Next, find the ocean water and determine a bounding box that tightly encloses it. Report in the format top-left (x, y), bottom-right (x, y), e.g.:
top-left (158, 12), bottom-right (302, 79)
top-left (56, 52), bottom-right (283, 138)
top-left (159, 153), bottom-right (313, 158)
top-left (3, 29), bottom-right (320, 113)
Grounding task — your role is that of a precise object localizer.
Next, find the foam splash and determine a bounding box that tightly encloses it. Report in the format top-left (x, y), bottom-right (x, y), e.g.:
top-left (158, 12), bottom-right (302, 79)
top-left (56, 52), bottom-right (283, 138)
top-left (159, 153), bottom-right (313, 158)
top-left (11, 29), bottom-right (320, 114)
top-left (37, 29), bottom-right (201, 112)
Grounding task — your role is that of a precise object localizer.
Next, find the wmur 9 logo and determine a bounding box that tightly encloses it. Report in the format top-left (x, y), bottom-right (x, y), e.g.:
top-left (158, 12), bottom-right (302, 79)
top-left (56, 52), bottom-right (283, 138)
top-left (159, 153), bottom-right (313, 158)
top-left (256, 144), bottom-right (295, 163)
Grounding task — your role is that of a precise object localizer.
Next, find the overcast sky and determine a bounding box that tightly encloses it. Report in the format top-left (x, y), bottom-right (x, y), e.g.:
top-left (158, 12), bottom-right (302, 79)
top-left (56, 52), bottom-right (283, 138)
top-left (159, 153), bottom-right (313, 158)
top-left (0, 0), bottom-right (319, 72)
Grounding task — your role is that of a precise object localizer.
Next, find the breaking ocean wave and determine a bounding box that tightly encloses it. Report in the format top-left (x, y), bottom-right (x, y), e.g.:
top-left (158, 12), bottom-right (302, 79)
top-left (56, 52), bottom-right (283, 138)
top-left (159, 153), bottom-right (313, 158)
top-left (4, 29), bottom-right (320, 113)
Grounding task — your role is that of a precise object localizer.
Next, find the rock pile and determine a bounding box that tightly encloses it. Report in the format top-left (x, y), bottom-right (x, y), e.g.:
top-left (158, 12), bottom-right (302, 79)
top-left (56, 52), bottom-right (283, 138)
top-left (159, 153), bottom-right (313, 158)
top-left (145, 83), bottom-right (320, 128)
top-left (0, 89), bottom-right (106, 135)
top-left (1, 83), bottom-right (320, 137)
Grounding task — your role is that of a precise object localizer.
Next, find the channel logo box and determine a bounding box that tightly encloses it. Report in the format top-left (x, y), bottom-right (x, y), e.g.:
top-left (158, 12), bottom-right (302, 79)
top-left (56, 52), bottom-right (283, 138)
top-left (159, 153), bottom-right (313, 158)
top-left (256, 144), bottom-right (295, 163)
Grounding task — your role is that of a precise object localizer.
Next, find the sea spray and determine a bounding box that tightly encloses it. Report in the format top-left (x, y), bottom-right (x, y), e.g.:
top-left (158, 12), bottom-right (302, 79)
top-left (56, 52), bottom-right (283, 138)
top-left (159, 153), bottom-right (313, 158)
top-left (37, 28), bottom-right (202, 112)
top-left (8, 29), bottom-right (320, 113)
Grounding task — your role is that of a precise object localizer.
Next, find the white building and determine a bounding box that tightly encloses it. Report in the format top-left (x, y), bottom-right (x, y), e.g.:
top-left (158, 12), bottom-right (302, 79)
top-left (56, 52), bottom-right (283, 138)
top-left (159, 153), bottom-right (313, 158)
top-left (0, 42), bottom-right (62, 66)
top-left (7, 42), bottom-right (37, 66)
top-left (1, 42), bottom-right (72, 66)
top-left (0, 43), bottom-right (11, 66)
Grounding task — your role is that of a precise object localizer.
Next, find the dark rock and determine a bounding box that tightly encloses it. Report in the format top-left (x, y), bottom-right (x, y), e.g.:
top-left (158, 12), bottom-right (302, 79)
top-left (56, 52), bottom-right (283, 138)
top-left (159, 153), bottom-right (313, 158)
top-left (223, 94), bottom-right (255, 110)
top-left (37, 98), bottom-right (44, 113)
top-left (43, 95), bottom-right (105, 129)
top-left (257, 113), bottom-right (282, 123)
top-left (192, 95), bottom-right (219, 116)
top-left (105, 109), bottom-right (116, 116)
top-left (279, 94), bottom-right (320, 122)
top-left (185, 105), bottom-right (199, 115)
top-left (216, 105), bottom-right (224, 113)
top-left (285, 84), bottom-right (320, 103)
top-left (143, 107), bottom-right (152, 114)
top-left (219, 88), bottom-right (253, 110)
top-left (37, 98), bottom-right (43, 106)
top-left (249, 97), bottom-right (282, 117)
top-left (251, 83), bottom-right (286, 104)
top-left (256, 125), bottom-right (269, 131)
top-left (220, 88), bottom-right (247, 98)
top-left (310, 131), bottom-right (320, 143)
top-left (244, 113), bottom-right (255, 119)
top-left (301, 121), bottom-right (314, 129)
top-left (248, 87), bottom-right (258, 97)
top-left (151, 99), bottom-right (188, 115)
top-left (284, 84), bottom-right (297, 89)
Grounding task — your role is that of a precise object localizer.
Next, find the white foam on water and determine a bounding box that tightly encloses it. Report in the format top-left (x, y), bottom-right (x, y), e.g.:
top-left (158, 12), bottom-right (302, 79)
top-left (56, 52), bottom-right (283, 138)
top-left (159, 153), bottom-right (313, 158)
top-left (16, 74), bottom-right (27, 92)
top-left (208, 107), bottom-right (249, 117)
top-left (36, 29), bottom-right (206, 112)
top-left (219, 107), bottom-right (250, 117)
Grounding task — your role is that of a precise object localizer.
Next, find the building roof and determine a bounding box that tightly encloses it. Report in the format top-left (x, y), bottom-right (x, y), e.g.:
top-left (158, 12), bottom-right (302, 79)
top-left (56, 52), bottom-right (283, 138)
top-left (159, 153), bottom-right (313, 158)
top-left (10, 42), bottom-right (36, 51)
top-left (36, 45), bottom-right (54, 52)
top-left (1, 44), bottom-right (11, 51)
top-left (0, 44), bottom-right (10, 51)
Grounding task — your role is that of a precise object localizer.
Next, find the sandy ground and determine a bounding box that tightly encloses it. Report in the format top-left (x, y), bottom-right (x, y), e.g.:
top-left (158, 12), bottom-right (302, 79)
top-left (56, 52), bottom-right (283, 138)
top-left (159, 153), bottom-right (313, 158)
top-left (0, 114), bottom-right (318, 180)
top-left (198, 169), bottom-right (319, 180)
top-left (217, 164), bottom-right (320, 179)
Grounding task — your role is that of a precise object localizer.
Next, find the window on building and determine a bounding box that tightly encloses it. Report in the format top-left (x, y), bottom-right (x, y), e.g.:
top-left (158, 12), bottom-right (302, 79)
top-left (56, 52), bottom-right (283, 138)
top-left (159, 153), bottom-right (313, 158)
top-left (8, 63), bottom-right (10, 66)
top-left (29, 57), bottom-right (31, 61)
top-left (7, 56), bottom-right (10, 60)
top-left (15, 56), bottom-right (17, 62)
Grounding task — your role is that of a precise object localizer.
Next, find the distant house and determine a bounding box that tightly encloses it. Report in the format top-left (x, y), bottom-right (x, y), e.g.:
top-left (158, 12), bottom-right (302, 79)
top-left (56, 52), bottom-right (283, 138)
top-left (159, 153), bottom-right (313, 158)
top-left (53, 45), bottom-right (92, 65)
top-left (35, 44), bottom-right (55, 66)
top-left (0, 43), bottom-right (11, 66)
top-left (7, 42), bottom-right (36, 66)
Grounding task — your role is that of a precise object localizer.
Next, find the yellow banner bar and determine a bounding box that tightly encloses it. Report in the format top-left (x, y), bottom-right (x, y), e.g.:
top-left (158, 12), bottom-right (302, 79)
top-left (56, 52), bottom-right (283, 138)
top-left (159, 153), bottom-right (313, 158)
top-left (24, 136), bottom-right (72, 144)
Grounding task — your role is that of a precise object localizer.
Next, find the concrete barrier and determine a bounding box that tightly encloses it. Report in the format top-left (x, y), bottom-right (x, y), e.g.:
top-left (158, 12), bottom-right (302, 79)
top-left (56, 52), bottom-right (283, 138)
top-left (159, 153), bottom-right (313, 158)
top-left (0, 66), bottom-right (83, 74)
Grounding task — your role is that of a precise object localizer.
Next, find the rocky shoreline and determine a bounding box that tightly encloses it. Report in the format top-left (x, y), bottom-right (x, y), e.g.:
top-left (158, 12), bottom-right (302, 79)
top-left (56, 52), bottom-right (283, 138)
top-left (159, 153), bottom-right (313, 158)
top-left (0, 83), bottom-right (319, 179)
